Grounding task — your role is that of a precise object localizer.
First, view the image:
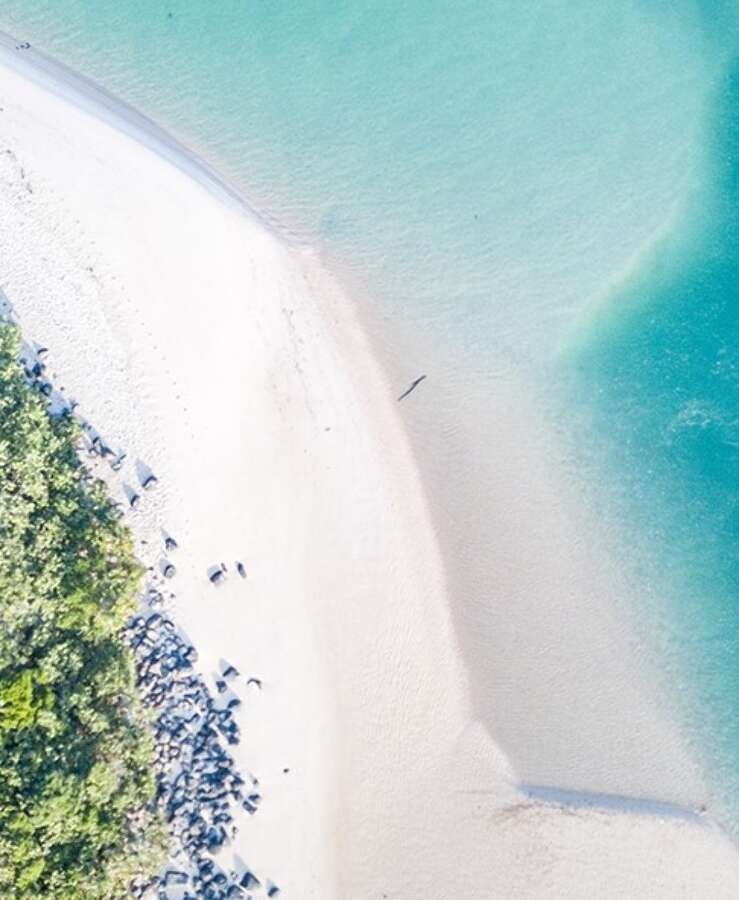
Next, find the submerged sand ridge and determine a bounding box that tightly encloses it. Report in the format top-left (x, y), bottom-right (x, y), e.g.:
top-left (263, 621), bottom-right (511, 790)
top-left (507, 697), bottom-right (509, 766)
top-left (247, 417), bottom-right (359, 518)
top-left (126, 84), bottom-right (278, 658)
top-left (0, 34), bottom-right (739, 899)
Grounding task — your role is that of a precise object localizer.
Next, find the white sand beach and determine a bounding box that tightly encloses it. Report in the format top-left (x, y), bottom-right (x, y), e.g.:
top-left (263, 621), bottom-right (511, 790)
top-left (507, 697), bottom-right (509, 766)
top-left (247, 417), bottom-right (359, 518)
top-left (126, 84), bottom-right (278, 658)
top-left (1, 35), bottom-right (739, 898)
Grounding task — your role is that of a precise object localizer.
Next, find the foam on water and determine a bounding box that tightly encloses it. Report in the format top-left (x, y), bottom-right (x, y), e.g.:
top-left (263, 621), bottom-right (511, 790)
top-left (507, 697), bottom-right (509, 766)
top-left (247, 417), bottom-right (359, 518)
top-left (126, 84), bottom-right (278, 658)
top-left (2, 0), bottom-right (738, 828)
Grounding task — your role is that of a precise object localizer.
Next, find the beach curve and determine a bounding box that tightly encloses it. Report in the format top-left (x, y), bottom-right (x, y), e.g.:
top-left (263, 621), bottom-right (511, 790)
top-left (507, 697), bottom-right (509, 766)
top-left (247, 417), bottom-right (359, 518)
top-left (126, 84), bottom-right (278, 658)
top-left (0, 32), bottom-right (738, 898)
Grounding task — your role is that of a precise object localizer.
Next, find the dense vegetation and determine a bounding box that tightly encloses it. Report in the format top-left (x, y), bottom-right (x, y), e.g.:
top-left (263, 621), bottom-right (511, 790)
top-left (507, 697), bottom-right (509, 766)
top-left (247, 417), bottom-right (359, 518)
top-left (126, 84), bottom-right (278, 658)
top-left (0, 323), bottom-right (164, 897)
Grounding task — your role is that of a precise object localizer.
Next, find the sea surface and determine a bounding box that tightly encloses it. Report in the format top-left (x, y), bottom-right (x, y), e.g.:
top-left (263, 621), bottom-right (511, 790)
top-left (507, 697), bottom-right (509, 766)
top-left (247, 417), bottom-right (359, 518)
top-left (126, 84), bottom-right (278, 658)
top-left (1, 0), bottom-right (738, 826)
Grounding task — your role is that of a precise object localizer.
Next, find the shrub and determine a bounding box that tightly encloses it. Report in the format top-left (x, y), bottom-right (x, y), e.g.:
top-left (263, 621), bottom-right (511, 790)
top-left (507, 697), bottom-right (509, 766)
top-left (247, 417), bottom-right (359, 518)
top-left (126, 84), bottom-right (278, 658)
top-left (0, 323), bottom-right (165, 898)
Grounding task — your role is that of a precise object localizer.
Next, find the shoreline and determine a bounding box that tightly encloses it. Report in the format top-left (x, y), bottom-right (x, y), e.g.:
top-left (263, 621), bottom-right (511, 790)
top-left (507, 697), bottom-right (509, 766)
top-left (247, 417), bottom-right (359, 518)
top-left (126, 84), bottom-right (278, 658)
top-left (1, 29), bottom-right (739, 898)
top-left (522, 785), bottom-right (710, 823)
top-left (0, 30), bottom-right (294, 238)
top-left (0, 33), bottom-right (469, 897)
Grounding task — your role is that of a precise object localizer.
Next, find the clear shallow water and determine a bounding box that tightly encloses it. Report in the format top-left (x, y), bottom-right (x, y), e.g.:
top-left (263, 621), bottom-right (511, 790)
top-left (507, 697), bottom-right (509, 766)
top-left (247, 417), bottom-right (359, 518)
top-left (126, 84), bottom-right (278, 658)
top-left (0, 2), bottom-right (715, 353)
top-left (1, 0), bottom-right (738, 824)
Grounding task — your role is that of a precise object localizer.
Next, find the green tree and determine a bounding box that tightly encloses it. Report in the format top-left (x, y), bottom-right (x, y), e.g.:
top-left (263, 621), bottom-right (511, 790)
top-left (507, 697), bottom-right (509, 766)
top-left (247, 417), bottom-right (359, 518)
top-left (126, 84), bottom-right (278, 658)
top-left (0, 322), bottom-right (165, 898)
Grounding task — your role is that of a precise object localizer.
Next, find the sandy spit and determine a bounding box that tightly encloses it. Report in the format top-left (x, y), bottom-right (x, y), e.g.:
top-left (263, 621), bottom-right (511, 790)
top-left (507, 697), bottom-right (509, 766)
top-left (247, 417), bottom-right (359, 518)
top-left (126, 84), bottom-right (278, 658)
top-left (0, 35), bottom-right (738, 898)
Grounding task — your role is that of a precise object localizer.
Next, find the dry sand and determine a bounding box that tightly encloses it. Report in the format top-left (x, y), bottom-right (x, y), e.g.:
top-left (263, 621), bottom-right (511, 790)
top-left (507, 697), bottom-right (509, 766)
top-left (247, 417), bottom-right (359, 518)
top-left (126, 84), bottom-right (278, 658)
top-left (1, 35), bottom-right (739, 898)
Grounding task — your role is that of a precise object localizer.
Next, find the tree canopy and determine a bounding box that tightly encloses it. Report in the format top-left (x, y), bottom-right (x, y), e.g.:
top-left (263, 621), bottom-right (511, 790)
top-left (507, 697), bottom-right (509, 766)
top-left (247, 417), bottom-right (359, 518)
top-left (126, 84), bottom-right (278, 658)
top-left (0, 322), bottom-right (164, 898)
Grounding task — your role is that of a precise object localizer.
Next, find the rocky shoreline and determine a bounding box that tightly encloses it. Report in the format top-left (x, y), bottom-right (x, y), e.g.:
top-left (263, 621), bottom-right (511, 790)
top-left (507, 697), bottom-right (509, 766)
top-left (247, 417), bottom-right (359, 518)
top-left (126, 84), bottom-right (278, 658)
top-left (8, 307), bottom-right (278, 898)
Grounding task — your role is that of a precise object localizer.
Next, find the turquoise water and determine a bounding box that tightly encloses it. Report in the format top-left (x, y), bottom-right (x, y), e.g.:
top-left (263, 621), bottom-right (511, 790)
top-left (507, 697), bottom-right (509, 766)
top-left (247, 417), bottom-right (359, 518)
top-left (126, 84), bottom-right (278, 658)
top-left (1, 0), bottom-right (738, 824)
top-left (0, 2), bottom-right (715, 353)
top-left (564, 44), bottom-right (739, 812)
